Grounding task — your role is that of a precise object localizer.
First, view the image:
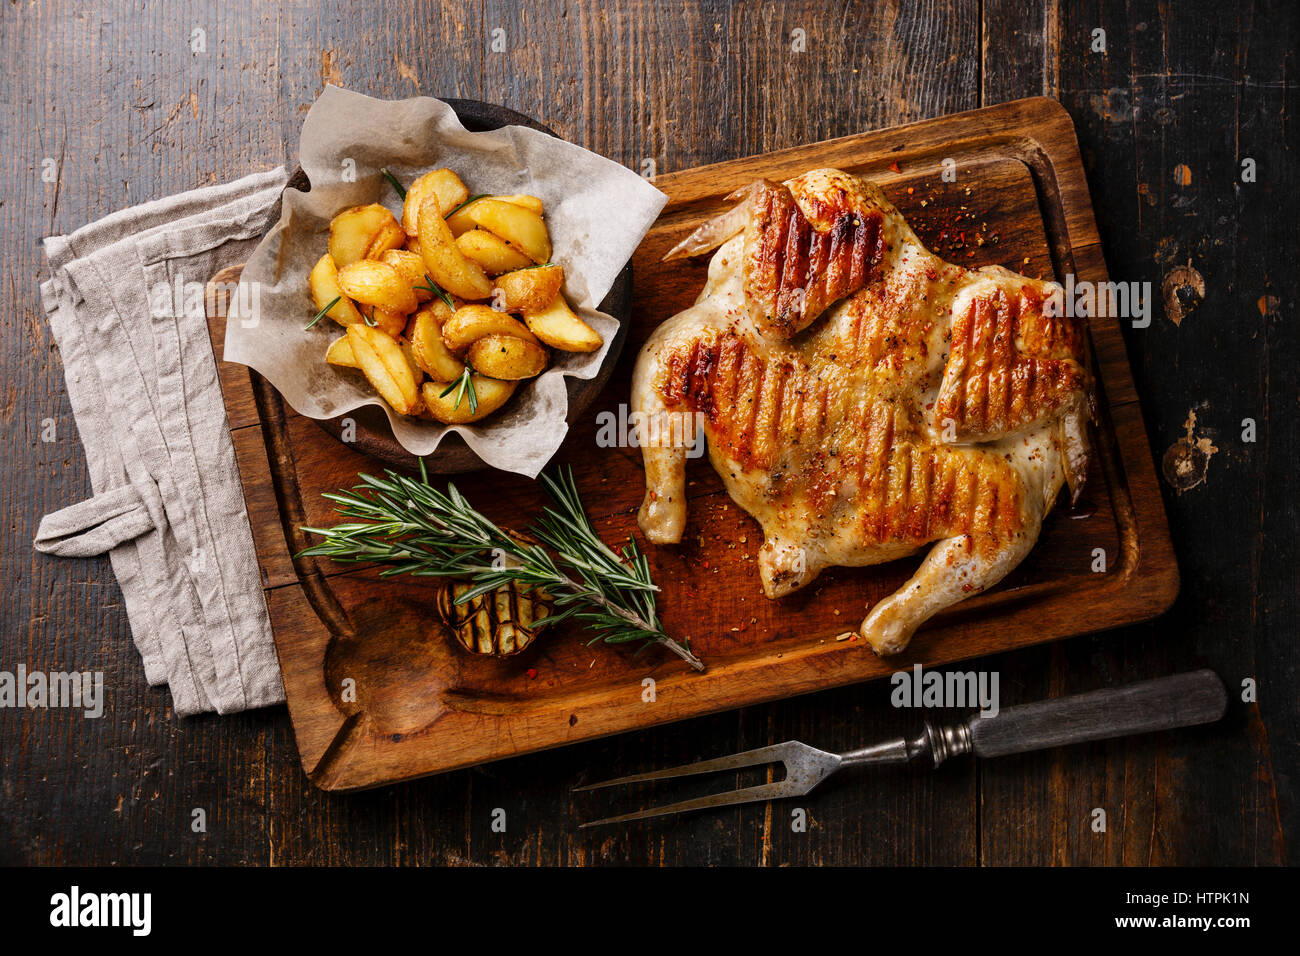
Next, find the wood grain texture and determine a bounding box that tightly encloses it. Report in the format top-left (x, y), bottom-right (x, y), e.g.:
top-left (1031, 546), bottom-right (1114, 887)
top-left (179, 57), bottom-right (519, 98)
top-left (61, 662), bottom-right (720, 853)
top-left (976, 0), bottom-right (1297, 867)
top-left (0, 0), bottom-right (1293, 865)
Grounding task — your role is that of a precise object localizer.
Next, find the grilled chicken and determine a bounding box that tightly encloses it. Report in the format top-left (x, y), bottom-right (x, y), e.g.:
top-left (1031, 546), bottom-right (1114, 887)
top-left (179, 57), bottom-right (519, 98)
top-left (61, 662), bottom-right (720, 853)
top-left (635, 168), bottom-right (1093, 655)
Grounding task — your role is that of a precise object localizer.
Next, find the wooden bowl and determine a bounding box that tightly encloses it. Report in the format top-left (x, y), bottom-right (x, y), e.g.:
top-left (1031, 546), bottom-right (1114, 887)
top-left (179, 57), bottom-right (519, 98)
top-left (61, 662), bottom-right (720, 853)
top-left (303, 98), bottom-right (632, 473)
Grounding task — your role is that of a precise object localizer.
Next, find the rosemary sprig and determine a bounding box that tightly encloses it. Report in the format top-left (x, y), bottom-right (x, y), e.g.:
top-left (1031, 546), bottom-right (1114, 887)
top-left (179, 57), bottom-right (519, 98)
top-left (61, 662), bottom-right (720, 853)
top-left (438, 363), bottom-right (479, 413)
top-left (381, 168), bottom-right (407, 199)
top-left (305, 296), bottom-right (341, 330)
top-left (297, 462), bottom-right (704, 671)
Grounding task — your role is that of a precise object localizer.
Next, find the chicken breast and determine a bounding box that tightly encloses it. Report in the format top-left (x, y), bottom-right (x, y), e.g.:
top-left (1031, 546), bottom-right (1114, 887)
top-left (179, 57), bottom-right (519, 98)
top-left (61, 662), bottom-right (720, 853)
top-left (635, 168), bottom-right (1093, 655)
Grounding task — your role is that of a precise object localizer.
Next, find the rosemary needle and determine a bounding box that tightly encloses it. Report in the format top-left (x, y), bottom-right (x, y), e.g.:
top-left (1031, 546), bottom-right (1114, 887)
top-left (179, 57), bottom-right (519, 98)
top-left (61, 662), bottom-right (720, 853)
top-left (381, 168), bottom-right (408, 199)
top-left (297, 462), bottom-right (705, 671)
top-left (444, 193), bottom-right (489, 219)
top-left (305, 296), bottom-right (341, 330)
top-left (416, 273), bottom-right (457, 310)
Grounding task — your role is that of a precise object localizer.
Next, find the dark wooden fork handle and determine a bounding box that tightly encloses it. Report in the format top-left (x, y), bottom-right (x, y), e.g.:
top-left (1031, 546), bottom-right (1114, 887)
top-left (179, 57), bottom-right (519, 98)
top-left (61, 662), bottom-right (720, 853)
top-left (966, 669), bottom-right (1228, 759)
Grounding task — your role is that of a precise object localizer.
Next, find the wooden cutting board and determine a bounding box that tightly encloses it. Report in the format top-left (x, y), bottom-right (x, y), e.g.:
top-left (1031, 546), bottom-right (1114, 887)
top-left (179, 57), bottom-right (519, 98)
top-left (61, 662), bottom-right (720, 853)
top-left (205, 97), bottom-right (1177, 791)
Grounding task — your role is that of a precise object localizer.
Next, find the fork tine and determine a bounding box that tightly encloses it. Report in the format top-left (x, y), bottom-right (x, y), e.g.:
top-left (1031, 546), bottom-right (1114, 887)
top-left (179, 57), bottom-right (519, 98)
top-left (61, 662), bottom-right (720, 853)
top-left (572, 743), bottom-right (793, 792)
top-left (578, 781), bottom-right (802, 828)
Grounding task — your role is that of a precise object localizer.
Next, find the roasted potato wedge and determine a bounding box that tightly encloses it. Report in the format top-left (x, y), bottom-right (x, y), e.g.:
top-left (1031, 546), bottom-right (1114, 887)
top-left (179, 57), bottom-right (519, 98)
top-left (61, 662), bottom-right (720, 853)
top-left (461, 198), bottom-right (551, 264)
top-left (441, 304), bottom-right (538, 355)
top-left (329, 204), bottom-right (403, 268)
top-left (445, 197), bottom-right (487, 237)
top-left (381, 248), bottom-right (434, 301)
top-left (446, 195), bottom-right (543, 234)
top-left (367, 307), bottom-right (409, 338)
top-left (325, 335), bottom-right (358, 368)
top-left (336, 260), bottom-right (418, 315)
top-left (421, 376), bottom-right (518, 424)
top-left (346, 324), bottom-right (422, 415)
top-left (494, 264), bottom-right (565, 314)
top-left (408, 306), bottom-right (467, 381)
top-left (522, 293), bottom-right (604, 352)
top-left (402, 168), bottom-right (470, 236)
top-left (417, 196), bottom-right (494, 300)
top-left (496, 194), bottom-right (544, 215)
top-left (467, 334), bottom-right (548, 380)
top-left (308, 254), bottom-right (365, 327)
top-left (418, 296), bottom-right (456, 323)
top-left (366, 219), bottom-right (408, 260)
top-left (399, 337), bottom-right (424, 383)
top-left (455, 229), bottom-right (534, 275)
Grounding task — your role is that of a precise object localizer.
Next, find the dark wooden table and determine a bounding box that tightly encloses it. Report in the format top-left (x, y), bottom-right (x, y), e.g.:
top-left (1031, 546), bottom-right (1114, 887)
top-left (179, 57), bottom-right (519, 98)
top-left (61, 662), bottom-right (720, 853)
top-left (2, 0), bottom-right (1294, 866)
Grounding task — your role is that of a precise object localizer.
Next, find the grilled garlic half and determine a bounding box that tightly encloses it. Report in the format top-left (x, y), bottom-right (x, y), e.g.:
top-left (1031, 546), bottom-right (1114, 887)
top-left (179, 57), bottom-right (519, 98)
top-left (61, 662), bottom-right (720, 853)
top-left (437, 580), bottom-right (553, 657)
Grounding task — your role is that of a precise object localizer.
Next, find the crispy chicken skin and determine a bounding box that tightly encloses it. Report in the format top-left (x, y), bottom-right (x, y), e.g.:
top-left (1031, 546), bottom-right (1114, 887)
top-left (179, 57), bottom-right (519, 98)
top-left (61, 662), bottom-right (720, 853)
top-left (636, 169), bottom-right (1093, 655)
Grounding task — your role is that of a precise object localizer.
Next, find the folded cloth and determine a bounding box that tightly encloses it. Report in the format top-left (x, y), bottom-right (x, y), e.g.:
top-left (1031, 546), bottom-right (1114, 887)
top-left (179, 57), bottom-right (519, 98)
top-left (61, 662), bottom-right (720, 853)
top-left (36, 168), bottom-right (290, 716)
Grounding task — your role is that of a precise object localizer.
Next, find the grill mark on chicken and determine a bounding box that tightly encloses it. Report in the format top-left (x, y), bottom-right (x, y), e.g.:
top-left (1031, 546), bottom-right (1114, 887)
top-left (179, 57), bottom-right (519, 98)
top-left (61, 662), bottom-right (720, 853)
top-left (714, 335), bottom-right (742, 419)
top-left (745, 181), bottom-right (887, 338)
top-left (755, 360), bottom-right (786, 463)
top-left (779, 367), bottom-right (804, 452)
top-left (937, 284), bottom-right (1088, 440)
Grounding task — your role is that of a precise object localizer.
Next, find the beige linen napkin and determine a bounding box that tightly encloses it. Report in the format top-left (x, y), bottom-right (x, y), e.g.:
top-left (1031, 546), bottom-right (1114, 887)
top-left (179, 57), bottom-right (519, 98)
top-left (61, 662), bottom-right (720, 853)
top-left (35, 168), bottom-right (289, 716)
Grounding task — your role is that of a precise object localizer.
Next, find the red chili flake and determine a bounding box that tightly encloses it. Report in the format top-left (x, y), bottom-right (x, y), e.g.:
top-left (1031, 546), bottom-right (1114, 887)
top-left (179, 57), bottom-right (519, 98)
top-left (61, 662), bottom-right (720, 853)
top-left (526, 668), bottom-right (538, 679)
top-left (888, 160), bottom-right (902, 174)
top-left (906, 186), bottom-right (914, 194)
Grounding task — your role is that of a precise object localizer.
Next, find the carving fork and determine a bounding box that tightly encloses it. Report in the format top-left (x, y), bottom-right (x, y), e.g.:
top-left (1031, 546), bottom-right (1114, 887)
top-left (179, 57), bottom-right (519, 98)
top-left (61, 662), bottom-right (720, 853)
top-left (574, 669), bottom-right (1227, 827)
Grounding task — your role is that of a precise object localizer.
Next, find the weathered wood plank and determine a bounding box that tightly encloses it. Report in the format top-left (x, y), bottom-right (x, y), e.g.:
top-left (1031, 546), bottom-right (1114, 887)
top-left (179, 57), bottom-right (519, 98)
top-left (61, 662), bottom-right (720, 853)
top-left (977, 0), bottom-right (1295, 865)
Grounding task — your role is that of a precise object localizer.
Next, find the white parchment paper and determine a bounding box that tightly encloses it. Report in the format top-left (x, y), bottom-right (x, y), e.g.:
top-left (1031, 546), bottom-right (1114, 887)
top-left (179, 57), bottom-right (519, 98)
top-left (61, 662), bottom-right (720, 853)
top-left (224, 86), bottom-right (667, 477)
